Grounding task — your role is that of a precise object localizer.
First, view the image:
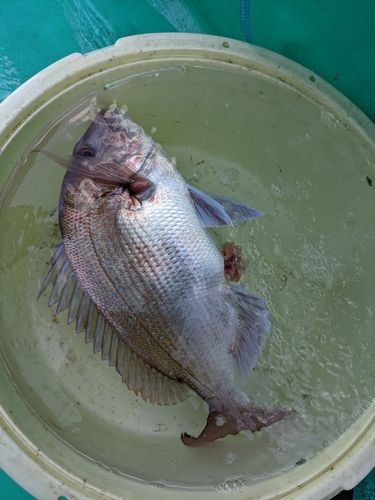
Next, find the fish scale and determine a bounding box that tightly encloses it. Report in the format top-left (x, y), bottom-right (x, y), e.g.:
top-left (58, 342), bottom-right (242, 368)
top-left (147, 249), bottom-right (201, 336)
top-left (67, 180), bottom-right (222, 387)
top-left (40, 105), bottom-right (288, 445)
top-left (64, 190), bottom-right (198, 381)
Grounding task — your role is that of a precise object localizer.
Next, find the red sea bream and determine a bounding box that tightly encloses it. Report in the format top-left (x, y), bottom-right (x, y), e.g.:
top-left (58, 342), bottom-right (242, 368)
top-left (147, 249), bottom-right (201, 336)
top-left (39, 105), bottom-right (286, 445)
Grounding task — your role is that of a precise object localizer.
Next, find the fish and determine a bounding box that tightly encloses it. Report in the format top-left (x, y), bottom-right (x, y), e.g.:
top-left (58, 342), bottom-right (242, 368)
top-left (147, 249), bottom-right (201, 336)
top-left (39, 104), bottom-right (287, 445)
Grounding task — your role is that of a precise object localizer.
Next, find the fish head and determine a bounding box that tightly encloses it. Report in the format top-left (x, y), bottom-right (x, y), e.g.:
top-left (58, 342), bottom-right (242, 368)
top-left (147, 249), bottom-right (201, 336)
top-left (72, 106), bottom-right (154, 178)
top-left (42, 105), bottom-right (186, 215)
top-left (41, 105), bottom-right (156, 187)
top-left (40, 106), bottom-right (158, 209)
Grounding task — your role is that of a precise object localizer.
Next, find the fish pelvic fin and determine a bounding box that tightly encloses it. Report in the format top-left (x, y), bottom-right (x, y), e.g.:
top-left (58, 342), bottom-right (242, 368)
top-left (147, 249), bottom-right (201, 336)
top-left (39, 241), bottom-right (190, 406)
top-left (181, 404), bottom-right (287, 446)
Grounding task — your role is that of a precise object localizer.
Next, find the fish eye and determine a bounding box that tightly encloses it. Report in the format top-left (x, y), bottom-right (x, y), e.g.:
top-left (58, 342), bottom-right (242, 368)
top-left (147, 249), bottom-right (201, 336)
top-left (77, 147), bottom-right (95, 158)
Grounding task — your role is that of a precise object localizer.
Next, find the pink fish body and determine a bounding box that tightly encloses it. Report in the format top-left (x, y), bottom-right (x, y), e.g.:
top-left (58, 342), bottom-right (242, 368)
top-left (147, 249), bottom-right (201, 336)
top-left (40, 106), bottom-right (286, 445)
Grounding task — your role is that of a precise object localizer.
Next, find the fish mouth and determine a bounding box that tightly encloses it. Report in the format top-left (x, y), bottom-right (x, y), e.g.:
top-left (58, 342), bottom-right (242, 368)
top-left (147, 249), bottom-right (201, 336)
top-left (97, 107), bottom-right (124, 132)
top-left (98, 105), bottom-right (143, 138)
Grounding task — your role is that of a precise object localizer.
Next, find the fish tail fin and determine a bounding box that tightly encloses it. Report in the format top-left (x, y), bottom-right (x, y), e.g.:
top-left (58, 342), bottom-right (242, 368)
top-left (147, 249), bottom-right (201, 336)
top-left (181, 404), bottom-right (287, 446)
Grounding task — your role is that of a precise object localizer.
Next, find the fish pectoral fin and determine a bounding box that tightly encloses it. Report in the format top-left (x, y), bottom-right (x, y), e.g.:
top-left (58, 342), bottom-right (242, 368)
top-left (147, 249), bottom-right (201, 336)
top-left (181, 405), bottom-right (287, 446)
top-left (231, 285), bottom-right (271, 380)
top-left (39, 241), bottom-right (189, 406)
top-left (187, 184), bottom-right (232, 227)
top-left (186, 184), bottom-right (262, 227)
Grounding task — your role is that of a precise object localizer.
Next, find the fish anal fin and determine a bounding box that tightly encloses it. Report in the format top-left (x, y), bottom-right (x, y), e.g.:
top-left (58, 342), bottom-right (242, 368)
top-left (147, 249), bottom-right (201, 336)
top-left (231, 286), bottom-right (271, 380)
top-left (39, 241), bottom-right (189, 406)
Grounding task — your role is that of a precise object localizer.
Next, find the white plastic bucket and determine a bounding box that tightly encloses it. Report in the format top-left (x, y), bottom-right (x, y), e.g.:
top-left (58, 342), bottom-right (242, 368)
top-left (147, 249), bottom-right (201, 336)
top-left (0, 34), bottom-right (375, 500)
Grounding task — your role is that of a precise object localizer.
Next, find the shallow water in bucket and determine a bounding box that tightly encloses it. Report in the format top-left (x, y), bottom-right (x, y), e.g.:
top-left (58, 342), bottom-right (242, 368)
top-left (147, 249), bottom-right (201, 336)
top-left (0, 61), bottom-right (375, 491)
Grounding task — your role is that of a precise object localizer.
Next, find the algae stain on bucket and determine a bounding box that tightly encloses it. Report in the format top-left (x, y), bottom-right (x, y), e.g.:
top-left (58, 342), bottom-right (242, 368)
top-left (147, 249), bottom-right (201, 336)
top-left (1, 60), bottom-right (375, 490)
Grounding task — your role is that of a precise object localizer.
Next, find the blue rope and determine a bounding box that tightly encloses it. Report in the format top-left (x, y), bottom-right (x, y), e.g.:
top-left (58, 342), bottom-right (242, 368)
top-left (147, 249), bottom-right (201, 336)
top-left (240, 0), bottom-right (252, 44)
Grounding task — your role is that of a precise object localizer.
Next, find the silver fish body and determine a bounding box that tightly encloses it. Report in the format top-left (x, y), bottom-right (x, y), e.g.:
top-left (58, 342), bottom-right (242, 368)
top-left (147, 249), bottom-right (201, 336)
top-left (41, 106), bottom-right (286, 445)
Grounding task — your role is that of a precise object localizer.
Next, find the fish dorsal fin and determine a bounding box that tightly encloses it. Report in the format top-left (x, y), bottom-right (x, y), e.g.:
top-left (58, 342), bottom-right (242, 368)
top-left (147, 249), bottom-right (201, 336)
top-left (39, 242), bottom-right (189, 406)
top-left (187, 184), bottom-right (262, 227)
top-left (230, 285), bottom-right (271, 380)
